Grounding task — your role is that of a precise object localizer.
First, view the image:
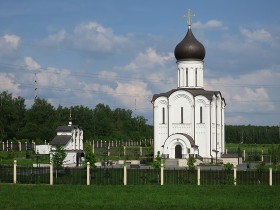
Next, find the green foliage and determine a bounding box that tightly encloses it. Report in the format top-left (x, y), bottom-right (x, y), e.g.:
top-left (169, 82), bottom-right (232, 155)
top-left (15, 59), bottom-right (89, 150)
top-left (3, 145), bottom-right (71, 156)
top-left (51, 145), bottom-right (66, 170)
top-left (268, 144), bottom-right (280, 165)
top-left (187, 155), bottom-right (196, 171)
top-left (223, 162), bottom-right (234, 172)
top-left (0, 91), bottom-right (153, 142)
top-left (225, 125), bottom-right (279, 144)
top-left (152, 151), bottom-right (162, 169)
top-left (83, 143), bottom-right (96, 168)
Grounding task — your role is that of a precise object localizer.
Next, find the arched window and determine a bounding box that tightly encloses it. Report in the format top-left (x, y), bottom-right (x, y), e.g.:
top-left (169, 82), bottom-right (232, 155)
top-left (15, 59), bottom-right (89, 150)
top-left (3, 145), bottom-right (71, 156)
top-left (162, 107), bottom-right (165, 124)
top-left (186, 68), bottom-right (188, 86)
top-left (200, 106), bottom-right (203, 123)
top-left (195, 68), bottom-right (198, 87)
top-left (181, 107), bottom-right (184, 124)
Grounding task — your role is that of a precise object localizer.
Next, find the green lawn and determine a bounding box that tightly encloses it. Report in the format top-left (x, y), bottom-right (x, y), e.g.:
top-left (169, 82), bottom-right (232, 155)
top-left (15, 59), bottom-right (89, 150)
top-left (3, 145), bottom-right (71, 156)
top-left (0, 184), bottom-right (279, 210)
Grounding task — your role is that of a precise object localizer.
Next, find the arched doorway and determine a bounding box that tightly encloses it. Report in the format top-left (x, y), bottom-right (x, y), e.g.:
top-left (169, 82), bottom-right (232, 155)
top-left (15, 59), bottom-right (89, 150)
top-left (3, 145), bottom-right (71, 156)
top-left (175, 145), bottom-right (182, 159)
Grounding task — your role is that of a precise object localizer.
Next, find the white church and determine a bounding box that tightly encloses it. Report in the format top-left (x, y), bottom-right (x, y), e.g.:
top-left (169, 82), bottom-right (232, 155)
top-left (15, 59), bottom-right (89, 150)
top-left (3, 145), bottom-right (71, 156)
top-left (152, 10), bottom-right (226, 162)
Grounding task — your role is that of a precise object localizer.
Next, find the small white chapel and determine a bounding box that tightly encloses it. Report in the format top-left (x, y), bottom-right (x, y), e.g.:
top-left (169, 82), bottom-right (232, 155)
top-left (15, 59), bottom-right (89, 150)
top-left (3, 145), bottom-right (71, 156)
top-left (152, 10), bottom-right (226, 162)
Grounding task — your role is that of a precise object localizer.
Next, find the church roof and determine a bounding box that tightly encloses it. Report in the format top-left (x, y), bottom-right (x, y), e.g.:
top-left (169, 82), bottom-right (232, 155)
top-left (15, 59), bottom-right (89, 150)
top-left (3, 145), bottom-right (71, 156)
top-left (151, 88), bottom-right (225, 103)
top-left (174, 27), bottom-right (205, 61)
top-left (50, 135), bottom-right (72, 145)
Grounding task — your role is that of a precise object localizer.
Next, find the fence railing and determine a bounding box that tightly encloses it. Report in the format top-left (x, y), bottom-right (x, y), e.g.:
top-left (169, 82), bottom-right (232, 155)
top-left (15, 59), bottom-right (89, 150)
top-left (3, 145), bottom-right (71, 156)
top-left (1, 161), bottom-right (280, 186)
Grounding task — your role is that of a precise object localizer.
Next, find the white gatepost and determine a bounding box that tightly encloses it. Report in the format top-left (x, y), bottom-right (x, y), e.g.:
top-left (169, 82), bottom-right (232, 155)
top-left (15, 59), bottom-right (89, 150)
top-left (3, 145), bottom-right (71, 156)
top-left (2, 142), bottom-right (4, 151)
top-left (197, 166), bottom-right (201, 186)
top-left (269, 167), bottom-right (272, 186)
top-left (50, 161), bottom-right (53, 185)
top-left (92, 140), bottom-right (95, 154)
top-left (6, 141), bottom-right (8, 151)
top-left (18, 141), bottom-right (21, 151)
top-left (234, 165), bottom-right (237, 186)
top-left (123, 165), bottom-right (127, 185)
top-left (243, 150), bottom-right (246, 161)
top-left (140, 147), bottom-right (142, 156)
top-left (13, 160), bottom-right (17, 184)
top-left (160, 163), bottom-right (164, 185)
top-left (87, 162), bottom-right (90, 186)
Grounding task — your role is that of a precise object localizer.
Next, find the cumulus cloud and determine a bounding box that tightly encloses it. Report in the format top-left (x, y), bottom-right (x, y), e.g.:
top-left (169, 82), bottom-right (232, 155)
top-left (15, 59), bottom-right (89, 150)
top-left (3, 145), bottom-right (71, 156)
top-left (123, 48), bottom-right (173, 72)
top-left (0, 34), bottom-right (21, 54)
top-left (205, 68), bottom-right (279, 124)
top-left (240, 28), bottom-right (272, 43)
top-left (192, 20), bottom-right (225, 29)
top-left (39, 21), bottom-right (132, 56)
top-left (24, 56), bottom-right (41, 71)
top-left (0, 73), bottom-right (20, 95)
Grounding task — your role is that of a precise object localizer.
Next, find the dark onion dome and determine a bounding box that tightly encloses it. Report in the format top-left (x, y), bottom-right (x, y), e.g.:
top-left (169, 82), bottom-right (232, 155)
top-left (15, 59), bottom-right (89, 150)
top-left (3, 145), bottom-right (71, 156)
top-left (174, 27), bottom-right (205, 61)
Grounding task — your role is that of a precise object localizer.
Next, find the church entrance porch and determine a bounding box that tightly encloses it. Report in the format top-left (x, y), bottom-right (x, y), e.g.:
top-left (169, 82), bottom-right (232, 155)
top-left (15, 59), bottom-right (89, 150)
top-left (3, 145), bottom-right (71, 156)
top-left (175, 145), bottom-right (182, 159)
top-left (162, 133), bottom-right (198, 159)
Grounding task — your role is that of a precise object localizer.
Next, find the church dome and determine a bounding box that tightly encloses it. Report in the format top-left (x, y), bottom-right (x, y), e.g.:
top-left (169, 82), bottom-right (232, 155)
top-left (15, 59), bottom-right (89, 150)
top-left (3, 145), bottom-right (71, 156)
top-left (174, 27), bottom-right (205, 61)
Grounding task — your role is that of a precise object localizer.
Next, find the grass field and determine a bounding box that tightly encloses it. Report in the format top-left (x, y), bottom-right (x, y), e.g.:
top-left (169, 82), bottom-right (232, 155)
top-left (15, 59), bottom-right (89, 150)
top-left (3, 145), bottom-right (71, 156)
top-left (0, 184), bottom-right (279, 210)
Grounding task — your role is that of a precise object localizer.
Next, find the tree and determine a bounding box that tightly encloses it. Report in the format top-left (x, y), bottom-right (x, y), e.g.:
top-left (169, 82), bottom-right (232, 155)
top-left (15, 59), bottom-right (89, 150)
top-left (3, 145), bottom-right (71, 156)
top-left (152, 151), bottom-right (162, 169)
top-left (83, 142), bottom-right (96, 168)
top-left (51, 145), bottom-right (66, 178)
top-left (187, 155), bottom-right (196, 172)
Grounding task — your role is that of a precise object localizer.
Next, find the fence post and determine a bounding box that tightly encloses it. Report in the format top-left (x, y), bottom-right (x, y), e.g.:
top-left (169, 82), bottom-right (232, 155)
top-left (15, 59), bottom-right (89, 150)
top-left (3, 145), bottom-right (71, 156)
top-left (87, 162), bottom-right (90, 186)
top-left (140, 147), bottom-right (142, 156)
top-left (11, 142), bottom-right (13, 150)
top-left (269, 167), bottom-right (272, 186)
top-left (233, 165), bottom-right (237, 186)
top-left (50, 161), bottom-right (53, 185)
top-left (18, 141), bottom-right (21, 151)
top-left (197, 166), bottom-right (201, 186)
top-left (123, 165), bottom-right (127, 185)
top-left (160, 163), bottom-right (164, 185)
top-left (92, 140), bottom-right (95, 153)
top-left (124, 146), bottom-right (126, 157)
top-left (243, 150), bottom-right (246, 161)
top-left (13, 160), bottom-right (17, 184)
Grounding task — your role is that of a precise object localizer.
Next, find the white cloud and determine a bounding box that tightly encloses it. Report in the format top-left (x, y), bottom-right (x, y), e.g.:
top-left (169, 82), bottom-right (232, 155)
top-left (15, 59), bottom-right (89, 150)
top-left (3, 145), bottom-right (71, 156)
top-left (72, 22), bottom-right (131, 54)
top-left (0, 73), bottom-right (20, 95)
top-left (124, 48), bottom-right (173, 72)
top-left (192, 20), bottom-right (225, 29)
top-left (41, 29), bottom-right (67, 45)
top-left (0, 34), bottom-right (21, 54)
top-left (39, 21), bottom-right (133, 56)
top-left (205, 69), bottom-right (279, 124)
top-left (24, 56), bottom-right (41, 71)
top-left (113, 81), bottom-right (153, 111)
top-left (240, 28), bottom-right (272, 42)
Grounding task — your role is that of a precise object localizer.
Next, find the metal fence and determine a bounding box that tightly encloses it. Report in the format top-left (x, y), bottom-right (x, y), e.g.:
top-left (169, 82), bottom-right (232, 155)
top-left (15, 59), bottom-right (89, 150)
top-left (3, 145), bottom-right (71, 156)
top-left (1, 163), bottom-right (280, 186)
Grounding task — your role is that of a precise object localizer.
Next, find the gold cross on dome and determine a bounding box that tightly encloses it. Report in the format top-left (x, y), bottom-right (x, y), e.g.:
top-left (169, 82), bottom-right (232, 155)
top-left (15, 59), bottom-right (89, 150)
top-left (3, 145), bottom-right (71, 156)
top-left (184, 9), bottom-right (195, 26)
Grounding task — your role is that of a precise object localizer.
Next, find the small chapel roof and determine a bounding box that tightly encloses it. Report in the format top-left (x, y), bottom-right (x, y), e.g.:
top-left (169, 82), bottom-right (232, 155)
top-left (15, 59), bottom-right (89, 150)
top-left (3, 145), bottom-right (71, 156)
top-left (50, 135), bottom-right (72, 145)
top-left (151, 88), bottom-right (225, 103)
top-left (56, 125), bottom-right (80, 132)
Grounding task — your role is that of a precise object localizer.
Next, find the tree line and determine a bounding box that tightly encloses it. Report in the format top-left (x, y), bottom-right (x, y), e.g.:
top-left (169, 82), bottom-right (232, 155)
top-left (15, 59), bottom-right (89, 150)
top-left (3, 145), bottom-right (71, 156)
top-left (0, 91), bottom-right (279, 144)
top-left (225, 125), bottom-right (279, 144)
top-left (0, 91), bottom-right (153, 143)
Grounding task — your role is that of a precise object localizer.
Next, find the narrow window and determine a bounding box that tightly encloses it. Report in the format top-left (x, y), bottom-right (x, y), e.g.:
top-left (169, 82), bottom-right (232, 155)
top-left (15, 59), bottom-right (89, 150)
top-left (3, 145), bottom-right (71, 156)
top-left (186, 68), bottom-right (188, 86)
top-left (195, 68), bottom-right (198, 86)
top-left (200, 106), bottom-right (203, 123)
top-left (162, 107), bottom-right (165, 124)
top-left (181, 107), bottom-right (184, 124)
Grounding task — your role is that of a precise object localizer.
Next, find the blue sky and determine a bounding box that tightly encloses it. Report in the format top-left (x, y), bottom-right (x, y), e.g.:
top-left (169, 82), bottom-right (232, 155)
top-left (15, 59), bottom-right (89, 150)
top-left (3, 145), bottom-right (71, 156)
top-left (0, 0), bottom-right (279, 126)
